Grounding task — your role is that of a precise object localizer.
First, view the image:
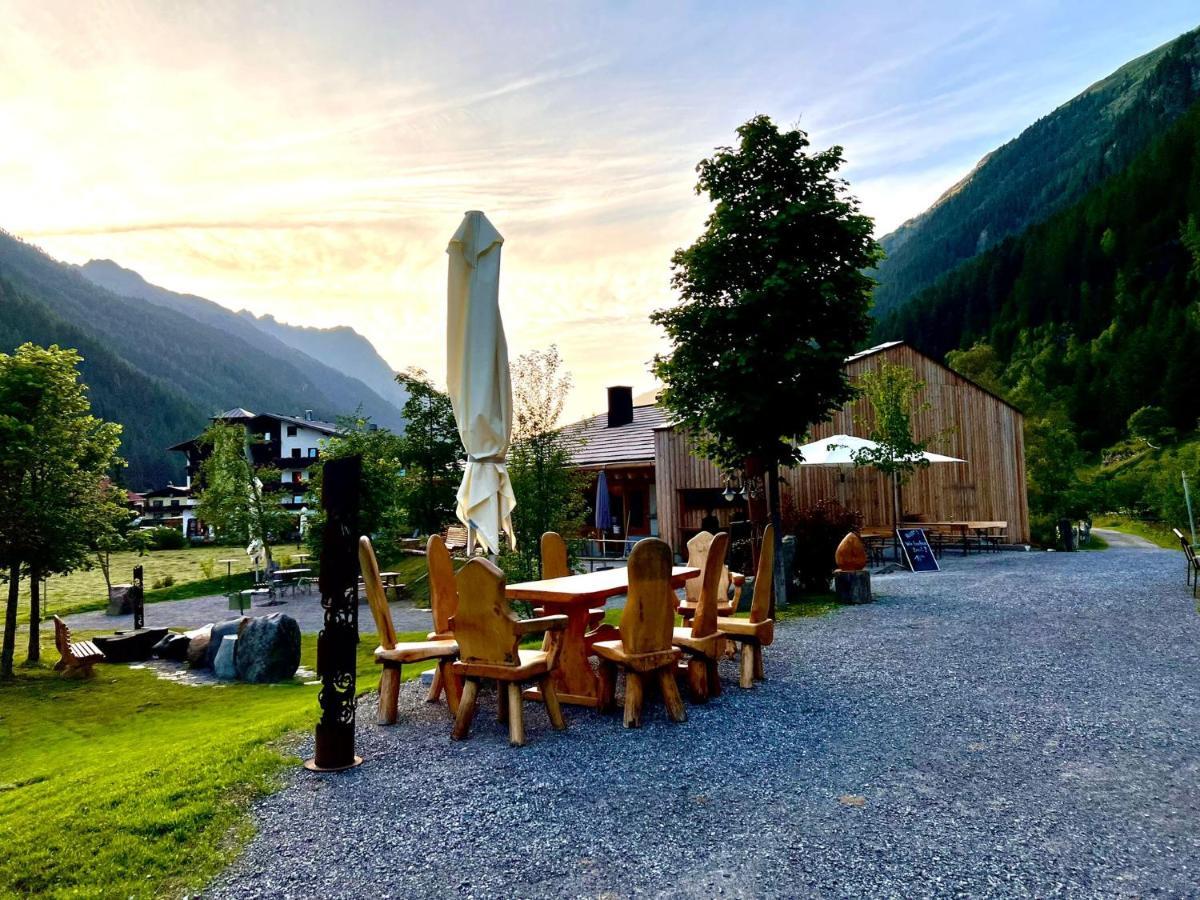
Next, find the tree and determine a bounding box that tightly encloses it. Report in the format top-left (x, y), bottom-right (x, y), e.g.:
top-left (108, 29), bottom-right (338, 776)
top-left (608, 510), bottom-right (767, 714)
top-left (1127, 405), bottom-right (1175, 448)
top-left (395, 369), bottom-right (463, 535)
top-left (305, 414), bottom-right (407, 555)
top-left (849, 362), bottom-right (947, 527)
top-left (0, 344), bottom-right (123, 676)
top-left (89, 479), bottom-right (138, 595)
top-left (652, 115), bottom-right (879, 606)
top-left (502, 347), bottom-right (588, 582)
top-left (194, 421), bottom-right (292, 569)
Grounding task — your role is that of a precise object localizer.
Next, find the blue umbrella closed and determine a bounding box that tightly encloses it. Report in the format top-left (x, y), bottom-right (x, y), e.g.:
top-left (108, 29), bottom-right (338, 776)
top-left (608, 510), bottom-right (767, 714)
top-left (594, 470), bottom-right (612, 531)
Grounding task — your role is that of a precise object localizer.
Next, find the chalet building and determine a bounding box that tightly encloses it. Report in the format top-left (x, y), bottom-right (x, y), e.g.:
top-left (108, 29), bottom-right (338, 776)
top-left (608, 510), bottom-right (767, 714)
top-left (155, 408), bottom-right (340, 535)
top-left (139, 484), bottom-right (203, 537)
top-left (566, 342), bottom-right (1030, 555)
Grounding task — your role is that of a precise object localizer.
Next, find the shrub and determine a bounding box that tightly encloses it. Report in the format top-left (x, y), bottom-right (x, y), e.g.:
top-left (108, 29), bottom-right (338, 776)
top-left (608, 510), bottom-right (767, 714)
top-left (781, 498), bottom-right (863, 593)
top-left (145, 526), bottom-right (187, 551)
top-left (198, 558), bottom-right (215, 579)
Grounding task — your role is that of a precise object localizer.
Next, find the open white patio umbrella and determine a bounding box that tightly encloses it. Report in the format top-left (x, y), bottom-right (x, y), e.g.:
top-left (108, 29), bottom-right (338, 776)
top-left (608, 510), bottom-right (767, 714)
top-left (446, 210), bottom-right (516, 555)
top-left (796, 433), bottom-right (964, 527)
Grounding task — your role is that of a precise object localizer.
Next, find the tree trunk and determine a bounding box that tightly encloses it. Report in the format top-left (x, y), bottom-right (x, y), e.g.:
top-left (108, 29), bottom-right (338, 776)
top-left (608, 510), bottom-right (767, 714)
top-left (26, 566), bottom-right (40, 664)
top-left (99, 551), bottom-right (112, 593)
top-left (2, 564), bottom-right (20, 678)
top-left (767, 463), bottom-right (787, 614)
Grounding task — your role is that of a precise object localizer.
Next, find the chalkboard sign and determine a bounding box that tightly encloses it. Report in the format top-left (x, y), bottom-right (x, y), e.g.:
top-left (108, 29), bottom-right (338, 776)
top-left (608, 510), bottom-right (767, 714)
top-left (898, 528), bottom-right (940, 572)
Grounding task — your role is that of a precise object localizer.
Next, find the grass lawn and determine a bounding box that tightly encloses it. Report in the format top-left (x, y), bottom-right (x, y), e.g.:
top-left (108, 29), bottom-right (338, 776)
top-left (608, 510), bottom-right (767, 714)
top-left (0, 631), bottom-right (435, 900)
top-left (1079, 532), bottom-right (1110, 551)
top-left (1093, 515), bottom-right (1182, 549)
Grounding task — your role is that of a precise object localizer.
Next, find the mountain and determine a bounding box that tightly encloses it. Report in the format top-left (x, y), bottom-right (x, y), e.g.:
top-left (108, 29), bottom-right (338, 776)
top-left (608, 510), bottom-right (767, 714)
top-left (879, 95), bottom-right (1200, 449)
top-left (237, 312), bottom-right (407, 409)
top-left (0, 231), bottom-right (405, 488)
top-left (872, 26), bottom-right (1200, 319)
top-left (79, 259), bottom-right (407, 419)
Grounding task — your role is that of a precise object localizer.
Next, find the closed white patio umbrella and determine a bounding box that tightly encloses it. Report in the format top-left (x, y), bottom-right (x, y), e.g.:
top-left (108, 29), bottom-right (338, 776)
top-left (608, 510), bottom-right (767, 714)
top-left (446, 210), bottom-right (516, 555)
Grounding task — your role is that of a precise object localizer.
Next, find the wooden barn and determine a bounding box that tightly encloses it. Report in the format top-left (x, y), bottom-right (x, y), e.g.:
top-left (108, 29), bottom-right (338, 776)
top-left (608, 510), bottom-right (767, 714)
top-left (568, 341), bottom-right (1029, 555)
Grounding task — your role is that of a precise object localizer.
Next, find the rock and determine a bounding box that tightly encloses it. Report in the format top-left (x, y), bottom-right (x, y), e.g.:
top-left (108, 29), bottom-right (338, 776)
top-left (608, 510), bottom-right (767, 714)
top-left (107, 584), bottom-right (135, 616)
top-left (834, 569), bottom-right (873, 604)
top-left (737, 576), bottom-right (755, 612)
top-left (835, 532), bottom-right (868, 571)
top-left (186, 624), bottom-right (214, 668)
top-left (235, 613), bottom-right (302, 683)
top-left (153, 631), bottom-right (191, 661)
top-left (213, 635), bottom-right (239, 680)
top-left (777, 535), bottom-right (796, 607)
top-left (92, 628), bottom-right (168, 662)
top-left (205, 617), bottom-right (250, 669)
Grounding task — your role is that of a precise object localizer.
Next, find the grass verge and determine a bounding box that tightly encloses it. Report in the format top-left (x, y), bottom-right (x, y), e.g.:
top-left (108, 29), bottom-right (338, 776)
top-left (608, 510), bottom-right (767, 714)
top-left (0, 631), bottom-right (433, 899)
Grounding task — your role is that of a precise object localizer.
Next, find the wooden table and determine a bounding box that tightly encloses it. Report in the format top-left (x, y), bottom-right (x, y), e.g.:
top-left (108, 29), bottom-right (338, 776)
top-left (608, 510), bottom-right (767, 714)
top-left (506, 565), bottom-right (700, 707)
top-left (274, 567), bottom-right (312, 595)
top-left (903, 521), bottom-right (1008, 554)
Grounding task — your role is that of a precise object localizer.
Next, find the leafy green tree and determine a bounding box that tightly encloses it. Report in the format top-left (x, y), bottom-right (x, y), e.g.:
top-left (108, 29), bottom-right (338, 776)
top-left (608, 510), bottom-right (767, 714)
top-left (850, 362), bottom-right (947, 526)
top-left (89, 479), bottom-right (139, 595)
top-left (501, 347), bottom-right (588, 582)
top-left (395, 369), bottom-right (462, 535)
top-left (0, 344), bottom-right (123, 676)
top-left (945, 341), bottom-right (1007, 396)
top-left (1127, 405), bottom-right (1175, 447)
top-left (195, 421), bottom-right (292, 569)
top-left (652, 115), bottom-right (879, 606)
top-left (305, 414), bottom-right (407, 555)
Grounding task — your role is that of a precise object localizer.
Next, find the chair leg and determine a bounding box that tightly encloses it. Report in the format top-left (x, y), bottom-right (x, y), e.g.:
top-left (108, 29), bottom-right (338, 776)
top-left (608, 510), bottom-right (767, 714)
top-left (624, 671), bottom-right (645, 728)
top-left (706, 658), bottom-right (721, 698)
top-left (440, 661), bottom-right (462, 717)
top-left (686, 658), bottom-right (709, 703)
top-left (451, 678), bottom-right (479, 741)
top-left (426, 665), bottom-right (443, 703)
top-left (542, 677), bottom-right (566, 730)
top-left (753, 645), bottom-right (766, 682)
top-left (378, 664), bottom-right (401, 725)
top-left (658, 667), bottom-right (687, 723)
top-left (739, 641), bottom-right (755, 689)
top-left (496, 678), bottom-right (510, 723)
top-left (597, 661), bottom-right (617, 713)
top-left (507, 682), bottom-right (525, 746)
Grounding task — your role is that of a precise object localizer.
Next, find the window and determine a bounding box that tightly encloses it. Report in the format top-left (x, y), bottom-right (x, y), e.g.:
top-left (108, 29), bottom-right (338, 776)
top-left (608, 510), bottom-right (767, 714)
top-left (292, 471), bottom-right (302, 483)
top-left (291, 448), bottom-right (301, 458)
top-left (286, 425), bottom-right (298, 436)
top-left (308, 447), bottom-right (318, 457)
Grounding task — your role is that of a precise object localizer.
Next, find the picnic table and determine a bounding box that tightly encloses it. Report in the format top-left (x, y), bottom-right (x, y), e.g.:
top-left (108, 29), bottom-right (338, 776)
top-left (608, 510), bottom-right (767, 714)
top-left (506, 565), bottom-right (700, 707)
top-left (903, 521), bottom-right (1008, 554)
top-left (273, 567), bottom-right (312, 595)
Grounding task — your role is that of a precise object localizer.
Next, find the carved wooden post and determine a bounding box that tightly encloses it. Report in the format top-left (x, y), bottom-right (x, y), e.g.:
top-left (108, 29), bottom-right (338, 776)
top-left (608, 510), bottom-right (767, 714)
top-left (132, 565), bottom-right (145, 630)
top-left (306, 454), bottom-right (363, 772)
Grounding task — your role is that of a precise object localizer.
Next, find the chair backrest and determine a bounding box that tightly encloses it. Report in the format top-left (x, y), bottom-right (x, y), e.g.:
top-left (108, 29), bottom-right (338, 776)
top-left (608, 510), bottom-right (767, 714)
top-left (358, 536), bottom-right (397, 650)
top-left (620, 538), bottom-right (676, 656)
top-left (540, 531), bottom-right (570, 579)
top-left (427, 534), bottom-right (459, 636)
top-left (749, 524), bottom-right (776, 623)
top-left (53, 615), bottom-right (70, 656)
top-left (691, 531), bottom-right (729, 638)
top-left (444, 524), bottom-right (469, 550)
top-left (684, 531), bottom-right (714, 605)
top-left (454, 557), bottom-right (520, 666)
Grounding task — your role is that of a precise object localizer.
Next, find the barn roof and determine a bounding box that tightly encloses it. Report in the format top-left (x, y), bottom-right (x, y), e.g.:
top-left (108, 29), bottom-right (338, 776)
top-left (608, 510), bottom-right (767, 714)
top-left (565, 403), bottom-right (668, 467)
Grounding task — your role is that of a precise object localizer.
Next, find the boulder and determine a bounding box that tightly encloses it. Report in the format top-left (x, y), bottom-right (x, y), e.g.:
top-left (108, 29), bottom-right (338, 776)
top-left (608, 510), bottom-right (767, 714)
top-left (235, 613), bottom-right (302, 683)
top-left (213, 635), bottom-right (239, 680)
top-left (204, 617), bottom-right (250, 669)
top-left (107, 584), bottom-right (135, 616)
top-left (153, 631), bottom-right (191, 661)
top-left (186, 624), bottom-right (214, 668)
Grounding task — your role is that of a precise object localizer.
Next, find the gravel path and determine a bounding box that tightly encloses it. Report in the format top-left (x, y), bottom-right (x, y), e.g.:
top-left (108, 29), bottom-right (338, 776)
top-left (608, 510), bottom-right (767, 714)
top-left (207, 548), bottom-right (1200, 898)
top-left (1092, 527), bottom-right (1160, 550)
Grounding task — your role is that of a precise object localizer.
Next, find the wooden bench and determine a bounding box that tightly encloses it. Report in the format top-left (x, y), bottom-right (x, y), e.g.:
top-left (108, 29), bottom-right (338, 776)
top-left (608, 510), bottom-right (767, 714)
top-left (1173, 528), bottom-right (1199, 597)
top-left (443, 524), bottom-right (470, 555)
top-left (52, 615), bottom-right (105, 678)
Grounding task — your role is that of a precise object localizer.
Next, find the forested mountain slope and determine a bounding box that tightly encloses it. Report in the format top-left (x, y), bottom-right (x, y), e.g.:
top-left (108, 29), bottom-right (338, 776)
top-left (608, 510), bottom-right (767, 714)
top-left (0, 231), bottom-right (403, 488)
top-left (879, 99), bottom-right (1200, 450)
top-left (79, 259), bottom-right (406, 425)
top-left (872, 26), bottom-right (1200, 319)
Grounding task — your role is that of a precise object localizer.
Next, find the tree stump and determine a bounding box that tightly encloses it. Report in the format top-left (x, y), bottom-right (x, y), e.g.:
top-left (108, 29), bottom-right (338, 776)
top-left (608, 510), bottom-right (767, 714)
top-left (834, 569), bottom-right (873, 604)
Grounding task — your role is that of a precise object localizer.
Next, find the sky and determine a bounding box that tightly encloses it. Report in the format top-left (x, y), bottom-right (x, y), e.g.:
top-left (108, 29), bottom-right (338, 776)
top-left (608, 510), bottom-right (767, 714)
top-left (2, 1), bottom-right (1197, 421)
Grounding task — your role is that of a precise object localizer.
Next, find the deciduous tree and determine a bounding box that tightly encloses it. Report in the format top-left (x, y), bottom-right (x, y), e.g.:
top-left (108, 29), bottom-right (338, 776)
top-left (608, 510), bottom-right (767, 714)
top-left (395, 369), bottom-right (462, 535)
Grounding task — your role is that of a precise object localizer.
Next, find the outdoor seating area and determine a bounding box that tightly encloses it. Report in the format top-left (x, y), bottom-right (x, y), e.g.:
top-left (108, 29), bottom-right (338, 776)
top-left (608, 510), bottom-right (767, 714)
top-left (1173, 528), bottom-right (1199, 598)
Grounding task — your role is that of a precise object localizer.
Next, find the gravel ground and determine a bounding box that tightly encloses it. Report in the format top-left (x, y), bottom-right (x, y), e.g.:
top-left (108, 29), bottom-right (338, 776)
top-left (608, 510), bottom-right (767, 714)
top-left (206, 548), bottom-right (1200, 898)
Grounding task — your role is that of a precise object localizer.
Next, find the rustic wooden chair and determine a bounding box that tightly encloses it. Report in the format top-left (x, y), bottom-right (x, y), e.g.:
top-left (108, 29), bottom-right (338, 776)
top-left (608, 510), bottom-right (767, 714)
top-left (359, 536), bottom-right (459, 725)
top-left (672, 530), bottom-right (729, 702)
top-left (1174, 528), bottom-right (1199, 596)
top-left (677, 530), bottom-right (741, 621)
top-left (442, 524), bottom-right (470, 555)
top-left (52, 616), bottom-right (105, 678)
top-left (592, 538), bottom-right (686, 727)
top-left (534, 532), bottom-right (605, 628)
top-left (423, 533), bottom-right (463, 707)
top-left (449, 557), bottom-right (569, 746)
top-left (716, 524), bottom-right (777, 689)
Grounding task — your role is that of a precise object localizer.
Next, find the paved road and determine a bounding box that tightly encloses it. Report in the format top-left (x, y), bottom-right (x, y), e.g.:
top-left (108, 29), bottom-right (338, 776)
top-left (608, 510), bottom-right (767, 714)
top-left (1092, 527), bottom-right (1160, 550)
top-left (208, 548), bottom-right (1200, 898)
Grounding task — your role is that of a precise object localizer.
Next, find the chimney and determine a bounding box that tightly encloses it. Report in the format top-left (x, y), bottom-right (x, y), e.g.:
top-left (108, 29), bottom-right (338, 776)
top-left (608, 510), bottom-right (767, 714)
top-left (607, 386), bottom-right (633, 428)
top-left (304, 409), bottom-right (313, 421)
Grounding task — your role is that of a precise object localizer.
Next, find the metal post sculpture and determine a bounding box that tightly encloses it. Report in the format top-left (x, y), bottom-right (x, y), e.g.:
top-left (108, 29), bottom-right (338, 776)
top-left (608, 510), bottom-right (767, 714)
top-left (306, 454), bottom-right (363, 772)
top-left (132, 565), bottom-right (145, 630)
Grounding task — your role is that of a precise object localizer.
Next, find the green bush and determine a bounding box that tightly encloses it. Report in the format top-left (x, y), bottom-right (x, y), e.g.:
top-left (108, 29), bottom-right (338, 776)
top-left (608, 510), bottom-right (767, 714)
top-left (144, 526), bottom-right (187, 551)
top-left (781, 498), bottom-right (863, 593)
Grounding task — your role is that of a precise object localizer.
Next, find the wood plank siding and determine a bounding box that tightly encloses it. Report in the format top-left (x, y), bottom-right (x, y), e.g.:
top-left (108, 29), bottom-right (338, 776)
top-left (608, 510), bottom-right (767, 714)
top-left (653, 342), bottom-right (1029, 551)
